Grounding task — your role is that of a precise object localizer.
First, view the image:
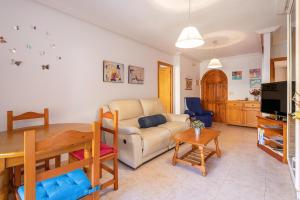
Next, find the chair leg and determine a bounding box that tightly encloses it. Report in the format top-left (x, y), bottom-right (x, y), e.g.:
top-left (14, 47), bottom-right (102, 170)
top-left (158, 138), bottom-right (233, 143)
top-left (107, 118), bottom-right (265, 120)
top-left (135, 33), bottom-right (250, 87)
top-left (113, 156), bottom-right (118, 191)
top-left (14, 166), bottom-right (22, 187)
top-left (99, 162), bottom-right (102, 178)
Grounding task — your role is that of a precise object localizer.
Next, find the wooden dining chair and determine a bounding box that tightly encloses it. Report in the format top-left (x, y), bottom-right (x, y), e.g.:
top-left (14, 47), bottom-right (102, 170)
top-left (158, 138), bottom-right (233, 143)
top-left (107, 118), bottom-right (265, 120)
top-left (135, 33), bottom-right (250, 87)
top-left (70, 108), bottom-right (119, 191)
top-left (7, 108), bottom-right (60, 187)
top-left (15, 122), bottom-right (100, 200)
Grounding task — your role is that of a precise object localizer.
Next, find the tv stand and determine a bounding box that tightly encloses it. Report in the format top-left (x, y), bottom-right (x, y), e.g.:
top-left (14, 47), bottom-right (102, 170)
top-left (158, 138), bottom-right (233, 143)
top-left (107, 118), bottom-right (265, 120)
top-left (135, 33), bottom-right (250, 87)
top-left (256, 116), bottom-right (287, 163)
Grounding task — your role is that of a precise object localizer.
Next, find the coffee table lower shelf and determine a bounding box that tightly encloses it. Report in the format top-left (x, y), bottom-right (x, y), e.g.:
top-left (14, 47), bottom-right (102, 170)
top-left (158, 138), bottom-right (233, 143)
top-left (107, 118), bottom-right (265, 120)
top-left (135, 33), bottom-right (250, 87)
top-left (173, 147), bottom-right (217, 176)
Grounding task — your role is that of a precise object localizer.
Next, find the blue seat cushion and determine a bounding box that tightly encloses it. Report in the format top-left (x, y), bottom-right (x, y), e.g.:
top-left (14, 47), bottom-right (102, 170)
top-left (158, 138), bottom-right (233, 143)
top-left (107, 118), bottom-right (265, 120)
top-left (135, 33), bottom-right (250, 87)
top-left (138, 114), bottom-right (167, 128)
top-left (18, 169), bottom-right (93, 200)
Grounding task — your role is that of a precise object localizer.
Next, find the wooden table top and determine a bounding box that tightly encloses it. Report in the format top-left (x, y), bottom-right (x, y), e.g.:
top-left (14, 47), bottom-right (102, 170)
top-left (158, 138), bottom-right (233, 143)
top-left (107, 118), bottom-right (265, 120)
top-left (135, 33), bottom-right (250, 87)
top-left (0, 123), bottom-right (91, 159)
top-left (173, 128), bottom-right (220, 146)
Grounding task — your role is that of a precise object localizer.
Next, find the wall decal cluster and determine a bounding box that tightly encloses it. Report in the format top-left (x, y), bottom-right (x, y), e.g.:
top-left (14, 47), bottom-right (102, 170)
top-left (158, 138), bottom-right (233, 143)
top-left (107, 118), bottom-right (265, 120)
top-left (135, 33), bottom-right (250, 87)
top-left (0, 24), bottom-right (62, 70)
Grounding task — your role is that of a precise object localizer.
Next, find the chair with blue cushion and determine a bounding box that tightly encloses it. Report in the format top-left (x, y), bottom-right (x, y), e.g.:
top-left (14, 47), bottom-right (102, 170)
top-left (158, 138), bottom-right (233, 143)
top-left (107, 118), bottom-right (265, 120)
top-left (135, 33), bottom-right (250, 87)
top-left (184, 97), bottom-right (213, 127)
top-left (16, 122), bottom-right (100, 200)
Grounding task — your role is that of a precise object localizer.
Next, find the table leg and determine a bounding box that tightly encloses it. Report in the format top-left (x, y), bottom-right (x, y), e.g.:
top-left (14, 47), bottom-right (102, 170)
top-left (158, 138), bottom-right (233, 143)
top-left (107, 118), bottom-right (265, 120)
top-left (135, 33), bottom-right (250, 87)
top-left (199, 146), bottom-right (207, 176)
top-left (0, 159), bottom-right (8, 200)
top-left (84, 143), bottom-right (92, 179)
top-left (214, 137), bottom-right (221, 158)
top-left (172, 142), bottom-right (180, 166)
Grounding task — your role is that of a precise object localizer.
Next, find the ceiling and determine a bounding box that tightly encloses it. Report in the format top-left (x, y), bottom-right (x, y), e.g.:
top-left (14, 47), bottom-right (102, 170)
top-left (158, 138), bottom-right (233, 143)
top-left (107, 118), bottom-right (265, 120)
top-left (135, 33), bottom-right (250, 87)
top-left (32, 0), bottom-right (287, 61)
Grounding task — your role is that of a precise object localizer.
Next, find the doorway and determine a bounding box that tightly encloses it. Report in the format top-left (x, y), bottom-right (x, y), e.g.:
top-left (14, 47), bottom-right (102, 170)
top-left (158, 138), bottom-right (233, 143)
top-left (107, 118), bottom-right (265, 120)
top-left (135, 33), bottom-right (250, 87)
top-left (158, 61), bottom-right (173, 113)
top-left (201, 69), bottom-right (228, 122)
top-left (270, 57), bottom-right (288, 82)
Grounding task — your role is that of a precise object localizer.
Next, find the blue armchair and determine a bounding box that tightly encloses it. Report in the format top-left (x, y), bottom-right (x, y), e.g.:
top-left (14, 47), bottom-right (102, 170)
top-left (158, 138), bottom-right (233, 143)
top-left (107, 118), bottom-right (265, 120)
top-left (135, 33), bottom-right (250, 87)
top-left (184, 97), bottom-right (213, 127)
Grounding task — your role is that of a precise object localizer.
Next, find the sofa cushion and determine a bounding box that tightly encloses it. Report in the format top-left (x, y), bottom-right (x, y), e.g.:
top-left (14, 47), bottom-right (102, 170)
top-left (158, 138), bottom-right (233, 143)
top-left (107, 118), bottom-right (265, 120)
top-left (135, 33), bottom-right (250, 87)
top-left (158, 121), bottom-right (189, 136)
top-left (109, 99), bottom-right (143, 120)
top-left (140, 127), bottom-right (170, 157)
top-left (140, 99), bottom-right (165, 116)
top-left (138, 114), bottom-right (167, 128)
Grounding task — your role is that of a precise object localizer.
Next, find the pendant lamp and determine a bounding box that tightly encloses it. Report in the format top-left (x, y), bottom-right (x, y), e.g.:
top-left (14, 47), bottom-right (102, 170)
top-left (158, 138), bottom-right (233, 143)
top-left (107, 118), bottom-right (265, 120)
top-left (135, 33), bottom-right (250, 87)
top-left (175, 0), bottom-right (204, 48)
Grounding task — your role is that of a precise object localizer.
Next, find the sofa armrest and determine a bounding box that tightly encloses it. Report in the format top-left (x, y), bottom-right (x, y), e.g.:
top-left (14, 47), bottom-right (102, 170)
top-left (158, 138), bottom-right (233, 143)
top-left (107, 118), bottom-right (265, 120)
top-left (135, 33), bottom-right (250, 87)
top-left (201, 110), bottom-right (214, 116)
top-left (166, 114), bottom-right (189, 122)
top-left (103, 118), bottom-right (141, 135)
top-left (184, 110), bottom-right (196, 117)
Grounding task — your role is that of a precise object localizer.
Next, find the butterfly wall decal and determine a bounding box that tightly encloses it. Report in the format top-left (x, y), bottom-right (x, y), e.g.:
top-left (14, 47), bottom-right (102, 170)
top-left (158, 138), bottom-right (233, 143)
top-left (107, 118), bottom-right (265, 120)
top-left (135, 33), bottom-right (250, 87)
top-left (0, 36), bottom-right (7, 44)
top-left (11, 59), bottom-right (22, 66)
top-left (41, 64), bottom-right (50, 70)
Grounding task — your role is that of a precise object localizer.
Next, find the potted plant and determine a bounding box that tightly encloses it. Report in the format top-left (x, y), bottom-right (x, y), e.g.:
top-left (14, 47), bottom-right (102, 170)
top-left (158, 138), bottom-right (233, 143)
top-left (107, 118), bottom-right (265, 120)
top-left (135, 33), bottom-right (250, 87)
top-left (249, 88), bottom-right (261, 101)
top-left (191, 120), bottom-right (205, 136)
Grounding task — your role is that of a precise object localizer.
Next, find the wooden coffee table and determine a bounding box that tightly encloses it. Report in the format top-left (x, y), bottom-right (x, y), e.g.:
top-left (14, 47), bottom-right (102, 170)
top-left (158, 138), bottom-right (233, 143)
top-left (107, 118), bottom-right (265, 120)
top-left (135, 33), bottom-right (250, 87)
top-left (172, 128), bottom-right (221, 176)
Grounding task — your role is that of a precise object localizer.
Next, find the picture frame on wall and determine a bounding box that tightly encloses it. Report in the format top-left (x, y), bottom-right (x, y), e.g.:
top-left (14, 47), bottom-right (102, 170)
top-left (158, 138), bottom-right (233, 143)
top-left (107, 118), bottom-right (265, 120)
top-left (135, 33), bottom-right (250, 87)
top-left (249, 68), bottom-right (261, 79)
top-left (185, 78), bottom-right (193, 90)
top-left (103, 60), bottom-right (124, 83)
top-left (232, 71), bottom-right (242, 80)
top-left (128, 65), bottom-right (144, 84)
top-left (250, 79), bottom-right (261, 88)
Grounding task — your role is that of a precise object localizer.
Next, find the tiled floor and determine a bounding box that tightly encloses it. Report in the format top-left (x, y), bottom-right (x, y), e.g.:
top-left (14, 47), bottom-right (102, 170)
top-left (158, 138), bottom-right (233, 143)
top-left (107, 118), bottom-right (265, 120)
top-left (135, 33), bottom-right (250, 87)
top-left (101, 123), bottom-right (296, 200)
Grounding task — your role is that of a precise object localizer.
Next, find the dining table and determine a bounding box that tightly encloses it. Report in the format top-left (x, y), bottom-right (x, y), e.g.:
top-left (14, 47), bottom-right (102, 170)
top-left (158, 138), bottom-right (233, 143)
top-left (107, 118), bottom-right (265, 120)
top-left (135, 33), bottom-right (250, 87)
top-left (0, 123), bottom-right (93, 200)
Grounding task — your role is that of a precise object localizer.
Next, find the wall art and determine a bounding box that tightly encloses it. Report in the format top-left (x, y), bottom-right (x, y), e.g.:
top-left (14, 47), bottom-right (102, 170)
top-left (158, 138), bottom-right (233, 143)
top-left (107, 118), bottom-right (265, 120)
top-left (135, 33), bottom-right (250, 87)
top-left (128, 65), bottom-right (144, 84)
top-left (0, 36), bottom-right (7, 44)
top-left (11, 59), bottom-right (22, 66)
top-left (249, 68), bottom-right (261, 79)
top-left (41, 65), bottom-right (50, 70)
top-left (103, 60), bottom-right (124, 83)
top-left (250, 79), bottom-right (261, 88)
top-left (10, 48), bottom-right (16, 54)
top-left (185, 78), bottom-right (193, 90)
top-left (13, 25), bottom-right (20, 31)
top-left (232, 71), bottom-right (242, 80)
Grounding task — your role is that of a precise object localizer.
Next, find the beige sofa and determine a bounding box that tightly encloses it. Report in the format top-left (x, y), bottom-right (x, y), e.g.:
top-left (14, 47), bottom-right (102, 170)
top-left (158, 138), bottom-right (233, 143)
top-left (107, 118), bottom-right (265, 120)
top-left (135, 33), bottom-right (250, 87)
top-left (102, 98), bottom-right (190, 168)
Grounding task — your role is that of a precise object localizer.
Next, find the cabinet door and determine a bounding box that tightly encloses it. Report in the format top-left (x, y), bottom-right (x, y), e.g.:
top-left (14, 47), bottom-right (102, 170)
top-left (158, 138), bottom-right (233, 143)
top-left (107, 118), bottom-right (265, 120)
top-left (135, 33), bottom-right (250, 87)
top-left (244, 109), bottom-right (260, 127)
top-left (226, 105), bottom-right (243, 125)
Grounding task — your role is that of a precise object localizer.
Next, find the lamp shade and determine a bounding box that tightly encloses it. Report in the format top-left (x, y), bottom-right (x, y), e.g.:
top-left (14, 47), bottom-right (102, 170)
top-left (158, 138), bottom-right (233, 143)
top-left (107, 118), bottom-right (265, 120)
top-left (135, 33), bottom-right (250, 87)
top-left (208, 58), bottom-right (223, 69)
top-left (175, 26), bottom-right (205, 48)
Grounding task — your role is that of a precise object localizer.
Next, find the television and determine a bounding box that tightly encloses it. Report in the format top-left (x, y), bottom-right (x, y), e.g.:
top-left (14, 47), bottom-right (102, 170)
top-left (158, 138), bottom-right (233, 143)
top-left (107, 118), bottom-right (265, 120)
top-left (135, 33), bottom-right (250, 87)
top-left (261, 81), bottom-right (295, 116)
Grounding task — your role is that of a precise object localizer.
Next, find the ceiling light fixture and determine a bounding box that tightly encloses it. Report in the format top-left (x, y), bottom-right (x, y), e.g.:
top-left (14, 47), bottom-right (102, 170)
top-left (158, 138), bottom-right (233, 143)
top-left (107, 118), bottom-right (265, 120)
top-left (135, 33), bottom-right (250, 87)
top-left (208, 40), bottom-right (223, 69)
top-left (175, 0), bottom-right (204, 49)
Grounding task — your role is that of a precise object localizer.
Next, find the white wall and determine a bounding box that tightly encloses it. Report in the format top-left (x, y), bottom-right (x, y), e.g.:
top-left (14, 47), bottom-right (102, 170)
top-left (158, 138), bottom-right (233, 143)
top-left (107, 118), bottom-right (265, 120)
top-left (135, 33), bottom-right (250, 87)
top-left (200, 53), bottom-right (262, 100)
top-left (180, 56), bottom-right (200, 113)
top-left (0, 0), bottom-right (173, 131)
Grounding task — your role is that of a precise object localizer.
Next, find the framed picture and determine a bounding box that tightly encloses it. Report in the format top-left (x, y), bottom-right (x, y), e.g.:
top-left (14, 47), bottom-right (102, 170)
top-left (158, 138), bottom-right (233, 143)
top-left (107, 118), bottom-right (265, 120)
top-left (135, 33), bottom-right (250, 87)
top-left (249, 68), bottom-right (261, 79)
top-left (185, 78), bottom-right (193, 90)
top-left (103, 60), bottom-right (124, 83)
top-left (250, 78), bottom-right (261, 88)
top-left (232, 71), bottom-right (242, 80)
top-left (128, 65), bottom-right (144, 84)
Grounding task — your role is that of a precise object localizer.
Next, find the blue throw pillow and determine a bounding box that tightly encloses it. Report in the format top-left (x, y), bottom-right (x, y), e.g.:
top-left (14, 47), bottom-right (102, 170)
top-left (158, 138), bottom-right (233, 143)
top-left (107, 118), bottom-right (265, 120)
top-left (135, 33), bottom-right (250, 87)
top-left (138, 114), bottom-right (167, 128)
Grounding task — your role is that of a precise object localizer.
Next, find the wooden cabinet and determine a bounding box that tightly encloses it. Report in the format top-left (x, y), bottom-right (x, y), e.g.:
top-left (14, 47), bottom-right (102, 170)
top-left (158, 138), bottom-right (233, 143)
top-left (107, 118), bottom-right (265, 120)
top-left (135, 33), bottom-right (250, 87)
top-left (226, 100), bottom-right (260, 127)
top-left (226, 101), bottom-right (243, 125)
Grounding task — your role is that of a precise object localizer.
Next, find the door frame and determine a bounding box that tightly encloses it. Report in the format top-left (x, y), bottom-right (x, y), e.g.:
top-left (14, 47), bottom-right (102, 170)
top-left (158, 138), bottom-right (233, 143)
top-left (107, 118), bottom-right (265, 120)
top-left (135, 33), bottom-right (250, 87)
top-left (270, 57), bottom-right (287, 82)
top-left (157, 61), bottom-right (173, 113)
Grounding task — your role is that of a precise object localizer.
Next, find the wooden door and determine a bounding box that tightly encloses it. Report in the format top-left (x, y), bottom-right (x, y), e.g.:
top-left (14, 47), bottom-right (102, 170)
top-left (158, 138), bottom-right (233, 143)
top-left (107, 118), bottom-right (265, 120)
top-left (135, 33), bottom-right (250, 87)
top-left (201, 70), bottom-right (228, 122)
top-left (158, 61), bottom-right (173, 113)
